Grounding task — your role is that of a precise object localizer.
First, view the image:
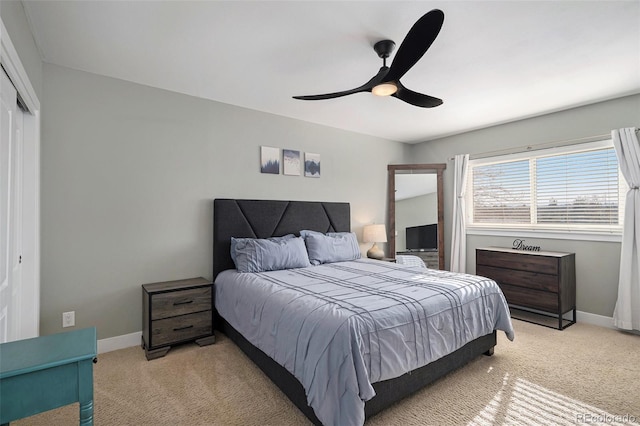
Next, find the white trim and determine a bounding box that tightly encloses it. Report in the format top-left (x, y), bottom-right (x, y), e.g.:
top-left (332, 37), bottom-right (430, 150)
top-left (511, 309), bottom-right (637, 332)
top-left (97, 331), bottom-right (142, 354)
top-left (463, 134), bottom-right (612, 162)
top-left (1, 16), bottom-right (40, 340)
top-left (511, 309), bottom-right (614, 329)
top-left (96, 312), bottom-right (621, 355)
top-left (468, 139), bottom-right (614, 166)
top-left (466, 227), bottom-right (622, 243)
top-left (19, 110), bottom-right (39, 337)
top-left (0, 19), bottom-right (40, 112)
top-left (576, 310), bottom-right (614, 329)
top-left (465, 138), bottom-right (626, 238)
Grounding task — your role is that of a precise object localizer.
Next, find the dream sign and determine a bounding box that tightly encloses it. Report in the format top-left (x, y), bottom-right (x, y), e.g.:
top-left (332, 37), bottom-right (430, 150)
top-left (512, 239), bottom-right (541, 251)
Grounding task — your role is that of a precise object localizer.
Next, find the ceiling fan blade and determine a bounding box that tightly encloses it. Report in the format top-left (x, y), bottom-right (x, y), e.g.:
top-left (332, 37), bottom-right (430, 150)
top-left (385, 9), bottom-right (444, 82)
top-left (293, 86), bottom-right (368, 101)
top-left (392, 81), bottom-right (442, 108)
top-left (293, 67), bottom-right (389, 101)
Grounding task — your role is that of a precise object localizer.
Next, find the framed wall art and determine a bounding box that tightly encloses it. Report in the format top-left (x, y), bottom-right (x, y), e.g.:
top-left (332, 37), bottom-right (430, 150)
top-left (304, 152), bottom-right (321, 178)
top-left (283, 149), bottom-right (301, 176)
top-left (260, 146), bottom-right (280, 174)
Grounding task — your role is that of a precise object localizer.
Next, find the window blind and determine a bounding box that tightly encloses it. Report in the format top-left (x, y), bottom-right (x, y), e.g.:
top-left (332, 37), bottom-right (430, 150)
top-left (467, 141), bottom-right (627, 234)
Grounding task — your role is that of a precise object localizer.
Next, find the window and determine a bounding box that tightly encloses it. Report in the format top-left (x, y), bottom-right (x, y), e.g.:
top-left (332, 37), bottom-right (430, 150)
top-left (466, 139), bottom-right (628, 237)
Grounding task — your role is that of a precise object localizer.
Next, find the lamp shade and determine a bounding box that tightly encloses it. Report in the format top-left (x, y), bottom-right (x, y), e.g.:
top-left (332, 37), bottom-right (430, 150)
top-left (363, 224), bottom-right (387, 243)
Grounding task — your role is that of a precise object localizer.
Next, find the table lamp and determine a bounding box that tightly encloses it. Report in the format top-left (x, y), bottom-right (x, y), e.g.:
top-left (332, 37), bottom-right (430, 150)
top-left (363, 224), bottom-right (387, 260)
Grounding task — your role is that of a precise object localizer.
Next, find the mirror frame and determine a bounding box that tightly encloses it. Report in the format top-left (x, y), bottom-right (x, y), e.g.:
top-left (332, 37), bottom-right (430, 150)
top-left (388, 163), bottom-right (447, 270)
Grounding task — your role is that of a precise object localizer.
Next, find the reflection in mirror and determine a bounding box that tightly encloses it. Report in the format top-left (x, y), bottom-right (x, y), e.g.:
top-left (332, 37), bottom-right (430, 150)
top-left (388, 164), bottom-right (446, 270)
top-left (395, 174), bottom-right (438, 252)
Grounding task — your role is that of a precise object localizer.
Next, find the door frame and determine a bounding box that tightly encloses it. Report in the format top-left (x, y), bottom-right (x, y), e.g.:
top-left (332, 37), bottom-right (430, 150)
top-left (1, 18), bottom-right (41, 338)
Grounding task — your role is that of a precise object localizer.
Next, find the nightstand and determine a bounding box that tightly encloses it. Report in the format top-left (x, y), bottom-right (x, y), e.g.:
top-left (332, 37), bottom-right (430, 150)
top-left (142, 277), bottom-right (215, 360)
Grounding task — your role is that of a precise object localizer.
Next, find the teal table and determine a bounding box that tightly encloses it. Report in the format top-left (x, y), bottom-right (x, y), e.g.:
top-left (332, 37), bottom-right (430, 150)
top-left (0, 327), bottom-right (97, 425)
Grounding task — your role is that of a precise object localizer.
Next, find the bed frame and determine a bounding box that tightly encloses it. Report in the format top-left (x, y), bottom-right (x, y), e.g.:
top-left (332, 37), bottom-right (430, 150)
top-left (212, 198), bottom-right (496, 425)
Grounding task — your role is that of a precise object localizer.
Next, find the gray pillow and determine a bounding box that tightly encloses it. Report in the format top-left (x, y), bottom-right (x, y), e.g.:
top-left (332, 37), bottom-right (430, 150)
top-left (233, 236), bottom-right (311, 273)
top-left (231, 234), bottom-right (295, 266)
top-left (300, 230), bottom-right (361, 265)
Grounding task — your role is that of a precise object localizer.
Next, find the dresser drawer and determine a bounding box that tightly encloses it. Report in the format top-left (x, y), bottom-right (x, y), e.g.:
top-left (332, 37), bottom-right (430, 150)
top-left (477, 264), bottom-right (558, 292)
top-left (477, 250), bottom-right (558, 275)
top-left (499, 284), bottom-right (559, 312)
top-left (151, 287), bottom-right (211, 320)
top-left (150, 310), bottom-right (213, 348)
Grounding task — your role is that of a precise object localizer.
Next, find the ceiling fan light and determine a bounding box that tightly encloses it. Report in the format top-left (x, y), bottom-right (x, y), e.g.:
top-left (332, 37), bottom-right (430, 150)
top-left (372, 82), bottom-right (398, 97)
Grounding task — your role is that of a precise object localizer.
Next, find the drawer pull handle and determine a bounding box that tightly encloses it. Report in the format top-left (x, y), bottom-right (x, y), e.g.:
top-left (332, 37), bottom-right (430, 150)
top-left (173, 325), bottom-right (194, 331)
top-left (173, 300), bottom-right (193, 306)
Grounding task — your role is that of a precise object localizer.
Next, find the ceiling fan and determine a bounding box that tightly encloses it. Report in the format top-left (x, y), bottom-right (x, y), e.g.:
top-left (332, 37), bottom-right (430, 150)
top-left (293, 9), bottom-right (445, 108)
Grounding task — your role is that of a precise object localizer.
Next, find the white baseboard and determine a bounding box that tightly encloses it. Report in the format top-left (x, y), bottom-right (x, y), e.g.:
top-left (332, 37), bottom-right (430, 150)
top-left (576, 310), bottom-right (614, 329)
top-left (97, 331), bottom-right (142, 354)
top-left (95, 311), bottom-right (620, 354)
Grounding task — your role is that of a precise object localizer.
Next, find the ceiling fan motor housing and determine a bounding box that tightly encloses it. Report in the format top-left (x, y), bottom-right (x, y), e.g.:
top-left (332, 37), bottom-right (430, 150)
top-left (374, 40), bottom-right (396, 59)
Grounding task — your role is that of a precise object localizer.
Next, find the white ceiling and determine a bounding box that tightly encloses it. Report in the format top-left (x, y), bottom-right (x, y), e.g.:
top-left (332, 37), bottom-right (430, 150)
top-left (22, 1), bottom-right (640, 144)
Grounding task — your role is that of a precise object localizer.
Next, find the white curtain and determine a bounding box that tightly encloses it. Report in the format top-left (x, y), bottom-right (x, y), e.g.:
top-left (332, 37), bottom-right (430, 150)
top-left (450, 154), bottom-right (469, 273)
top-left (612, 128), bottom-right (640, 331)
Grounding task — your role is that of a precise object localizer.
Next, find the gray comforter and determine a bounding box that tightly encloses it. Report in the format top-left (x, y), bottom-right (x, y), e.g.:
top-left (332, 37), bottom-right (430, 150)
top-left (215, 259), bottom-right (514, 426)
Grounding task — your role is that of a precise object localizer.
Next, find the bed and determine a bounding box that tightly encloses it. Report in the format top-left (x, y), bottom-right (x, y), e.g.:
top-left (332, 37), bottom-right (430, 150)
top-left (212, 199), bottom-right (514, 426)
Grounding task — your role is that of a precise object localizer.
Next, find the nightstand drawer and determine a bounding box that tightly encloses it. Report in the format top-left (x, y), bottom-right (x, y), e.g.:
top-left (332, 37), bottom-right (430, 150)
top-left (151, 287), bottom-right (212, 320)
top-left (150, 311), bottom-right (213, 347)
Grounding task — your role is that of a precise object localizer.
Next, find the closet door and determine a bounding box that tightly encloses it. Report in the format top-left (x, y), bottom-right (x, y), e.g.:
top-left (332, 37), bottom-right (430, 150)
top-left (1, 68), bottom-right (23, 343)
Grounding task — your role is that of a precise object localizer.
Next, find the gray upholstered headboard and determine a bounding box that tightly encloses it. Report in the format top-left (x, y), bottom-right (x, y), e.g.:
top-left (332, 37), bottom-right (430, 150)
top-left (212, 199), bottom-right (351, 278)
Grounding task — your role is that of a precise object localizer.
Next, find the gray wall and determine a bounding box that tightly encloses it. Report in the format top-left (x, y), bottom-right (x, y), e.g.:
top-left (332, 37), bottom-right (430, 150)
top-left (395, 193), bottom-right (437, 252)
top-left (5, 3), bottom-right (637, 336)
top-left (0, 1), bottom-right (43, 99)
top-left (409, 94), bottom-right (640, 317)
top-left (41, 64), bottom-right (405, 339)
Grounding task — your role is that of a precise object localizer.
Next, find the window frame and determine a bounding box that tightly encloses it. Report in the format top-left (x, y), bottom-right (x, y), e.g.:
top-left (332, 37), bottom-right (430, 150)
top-left (465, 139), bottom-right (626, 243)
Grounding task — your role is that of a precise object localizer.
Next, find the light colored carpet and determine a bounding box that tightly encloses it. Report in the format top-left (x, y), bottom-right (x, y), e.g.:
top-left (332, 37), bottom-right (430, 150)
top-left (15, 320), bottom-right (640, 425)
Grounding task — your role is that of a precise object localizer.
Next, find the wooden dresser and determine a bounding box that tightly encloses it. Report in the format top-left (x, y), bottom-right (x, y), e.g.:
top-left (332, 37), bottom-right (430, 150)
top-left (476, 247), bottom-right (576, 329)
top-left (142, 277), bottom-right (215, 360)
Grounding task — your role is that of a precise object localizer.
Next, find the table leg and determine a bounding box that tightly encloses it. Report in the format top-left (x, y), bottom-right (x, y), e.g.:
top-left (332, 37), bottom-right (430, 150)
top-left (79, 400), bottom-right (94, 425)
top-left (78, 359), bottom-right (94, 425)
